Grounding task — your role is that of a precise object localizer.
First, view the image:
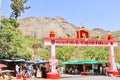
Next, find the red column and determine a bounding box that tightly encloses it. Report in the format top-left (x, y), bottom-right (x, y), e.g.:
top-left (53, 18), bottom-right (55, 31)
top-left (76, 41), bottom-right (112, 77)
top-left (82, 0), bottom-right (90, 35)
top-left (109, 46), bottom-right (115, 70)
top-left (108, 45), bottom-right (119, 76)
top-left (47, 44), bottom-right (60, 79)
top-left (50, 44), bottom-right (57, 72)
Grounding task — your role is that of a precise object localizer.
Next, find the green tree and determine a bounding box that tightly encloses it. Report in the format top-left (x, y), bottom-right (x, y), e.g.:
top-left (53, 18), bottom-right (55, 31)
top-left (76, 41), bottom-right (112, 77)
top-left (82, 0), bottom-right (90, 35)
top-left (10, 0), bottom-right (30, 19)
top-left (56, 46), bottom-right (79, 62)
top-left (0, 0), bottom-right (32, 60)
top-left (82, 47), bottom-right (109, 61)
top-left (0, 18), bottom-right (32, 60)
top-left (31, 38), bottom-right (50, 61)
top-left (0, 18), bottom-right (18, 59)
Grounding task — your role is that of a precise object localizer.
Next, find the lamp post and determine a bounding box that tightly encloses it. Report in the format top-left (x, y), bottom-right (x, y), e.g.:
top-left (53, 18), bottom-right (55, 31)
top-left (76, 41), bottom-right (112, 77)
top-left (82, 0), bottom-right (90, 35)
top-left (0, 0), bottom-right (2, 27)
top-left (33, 32), bottom-right (37, 61)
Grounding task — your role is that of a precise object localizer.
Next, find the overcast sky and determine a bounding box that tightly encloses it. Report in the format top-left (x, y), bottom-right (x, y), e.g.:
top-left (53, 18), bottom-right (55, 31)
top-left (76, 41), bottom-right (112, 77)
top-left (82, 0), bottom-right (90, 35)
top-left (2, 0), bottom-right (120, 31)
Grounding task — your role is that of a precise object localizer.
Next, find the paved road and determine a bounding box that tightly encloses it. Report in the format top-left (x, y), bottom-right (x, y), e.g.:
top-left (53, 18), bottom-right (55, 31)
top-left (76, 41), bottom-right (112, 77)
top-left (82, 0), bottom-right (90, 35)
top-left (25, 74), bottom-right (120, 80)
top-left (59, 74), bottom-right (120, 80)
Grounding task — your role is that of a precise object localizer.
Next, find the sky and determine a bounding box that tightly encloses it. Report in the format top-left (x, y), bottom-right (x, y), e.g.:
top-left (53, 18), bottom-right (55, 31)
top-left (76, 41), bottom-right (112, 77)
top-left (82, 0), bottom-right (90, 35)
top-left (2, 0), bottom-right (120, 31)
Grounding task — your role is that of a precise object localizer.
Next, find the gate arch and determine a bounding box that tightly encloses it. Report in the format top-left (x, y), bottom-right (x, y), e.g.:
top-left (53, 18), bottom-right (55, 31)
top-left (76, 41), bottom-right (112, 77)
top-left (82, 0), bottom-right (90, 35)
top-left (44, 26), bottom-right (118, 78)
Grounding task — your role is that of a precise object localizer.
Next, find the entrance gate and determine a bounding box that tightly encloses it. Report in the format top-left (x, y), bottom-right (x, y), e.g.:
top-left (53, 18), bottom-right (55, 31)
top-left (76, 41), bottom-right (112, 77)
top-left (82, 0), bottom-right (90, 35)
top-left (44, 26), bottom-right (118, 78)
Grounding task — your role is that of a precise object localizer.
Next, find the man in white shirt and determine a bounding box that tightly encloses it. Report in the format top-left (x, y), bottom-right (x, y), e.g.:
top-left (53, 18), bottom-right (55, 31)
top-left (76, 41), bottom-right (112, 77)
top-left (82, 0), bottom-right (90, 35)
top-left (15, 64), bottom-right (20, 77)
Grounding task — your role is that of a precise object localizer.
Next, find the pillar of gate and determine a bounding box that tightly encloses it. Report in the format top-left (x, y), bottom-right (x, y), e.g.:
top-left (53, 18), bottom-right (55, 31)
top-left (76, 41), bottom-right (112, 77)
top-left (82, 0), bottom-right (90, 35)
top-left (107, 34), bottom-right (119, 76)
top-left (46, 31), bottom-right (60, 79)
top-left (109, 45), bottom-right (115, 70)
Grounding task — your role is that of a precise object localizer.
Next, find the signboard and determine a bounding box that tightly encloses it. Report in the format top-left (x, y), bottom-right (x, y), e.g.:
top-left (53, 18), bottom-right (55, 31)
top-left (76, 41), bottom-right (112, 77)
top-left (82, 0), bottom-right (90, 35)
top-left (44, 38), bottom-right (117, 46)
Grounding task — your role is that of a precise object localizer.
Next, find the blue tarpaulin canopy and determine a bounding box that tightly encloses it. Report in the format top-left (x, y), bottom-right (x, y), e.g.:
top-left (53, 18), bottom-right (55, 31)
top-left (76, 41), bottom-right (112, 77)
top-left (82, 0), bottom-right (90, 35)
top-left (36, 60), bottom-right (48, 64)
top-left (13, 59), bottom-right (26, 62)
top-left (0, 59), bottom-right (26, 62)
top-left (0, 59), bottom-right (13, 62)
top-left (25, 60), bottom-right (35, 63)
top-left (0, 59), bottom-right (48, 64)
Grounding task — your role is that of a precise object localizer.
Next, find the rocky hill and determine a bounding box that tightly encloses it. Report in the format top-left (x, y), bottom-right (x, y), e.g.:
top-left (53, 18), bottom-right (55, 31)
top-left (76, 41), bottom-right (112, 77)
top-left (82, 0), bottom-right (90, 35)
top-left (18, 16), bottom-right (77, 38)
top-left (18, 16), bottom-right (120, 41)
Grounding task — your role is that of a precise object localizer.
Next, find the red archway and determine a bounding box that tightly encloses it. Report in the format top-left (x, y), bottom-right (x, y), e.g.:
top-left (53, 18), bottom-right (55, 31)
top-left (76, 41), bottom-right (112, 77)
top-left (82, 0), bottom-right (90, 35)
top-left (44, 26), bottom-right (118, 79)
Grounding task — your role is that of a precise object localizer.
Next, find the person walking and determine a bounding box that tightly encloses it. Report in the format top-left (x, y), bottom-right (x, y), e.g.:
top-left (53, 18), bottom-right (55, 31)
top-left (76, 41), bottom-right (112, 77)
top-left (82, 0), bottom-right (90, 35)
top-left (36, 65), bottom-right (42, 78)
top-left (41, 64), bottom-right (47, 78)
top-left (15, 64), bottom-right (20, 77)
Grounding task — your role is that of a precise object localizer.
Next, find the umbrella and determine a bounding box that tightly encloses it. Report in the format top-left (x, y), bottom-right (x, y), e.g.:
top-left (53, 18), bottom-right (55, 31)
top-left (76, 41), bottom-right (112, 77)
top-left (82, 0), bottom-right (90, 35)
top-left (0, 63), bottom-right (7, 68)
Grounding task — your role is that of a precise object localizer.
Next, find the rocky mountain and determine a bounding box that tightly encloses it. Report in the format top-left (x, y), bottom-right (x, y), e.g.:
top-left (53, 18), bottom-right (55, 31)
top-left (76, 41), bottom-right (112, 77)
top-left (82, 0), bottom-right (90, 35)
top-left (18, 16), bottom-right (77, 38)
top-left (18, 16), bottom-right (120, 41)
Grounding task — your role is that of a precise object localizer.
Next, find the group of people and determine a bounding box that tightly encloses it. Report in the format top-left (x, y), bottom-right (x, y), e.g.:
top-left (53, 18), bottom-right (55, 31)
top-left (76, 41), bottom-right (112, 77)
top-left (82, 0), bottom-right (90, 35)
top-left (65, 67), bottom-right (79, 74)
top-left (15, 62), bottom-right (51, 79)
